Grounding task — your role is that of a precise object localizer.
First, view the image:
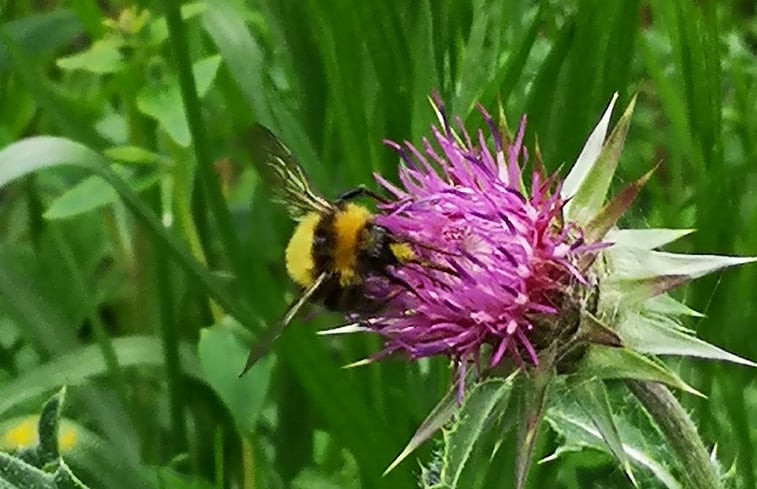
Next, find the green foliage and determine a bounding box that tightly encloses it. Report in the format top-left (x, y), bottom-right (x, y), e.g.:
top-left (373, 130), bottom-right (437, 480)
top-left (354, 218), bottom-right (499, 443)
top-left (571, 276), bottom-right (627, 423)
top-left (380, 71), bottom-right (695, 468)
top-left (0, 0), bottom-right (755, 488)
top-left (420, 377), bottom-right (514, 489)
top-left (0, 388), bottom-right (90, 489)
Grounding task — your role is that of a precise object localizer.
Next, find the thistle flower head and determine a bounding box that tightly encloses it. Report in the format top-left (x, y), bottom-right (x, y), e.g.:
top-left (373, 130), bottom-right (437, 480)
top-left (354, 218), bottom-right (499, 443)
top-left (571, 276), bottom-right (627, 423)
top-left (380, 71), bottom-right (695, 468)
top-left (363, 93), bottom-right (757, 484)
top-left (351, 97), bottom-right (605, 387)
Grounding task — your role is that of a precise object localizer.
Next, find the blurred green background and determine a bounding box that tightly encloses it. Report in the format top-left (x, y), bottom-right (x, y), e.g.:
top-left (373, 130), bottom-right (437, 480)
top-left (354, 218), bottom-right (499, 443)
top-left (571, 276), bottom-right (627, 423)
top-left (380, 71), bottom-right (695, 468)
top-left (0, 0), bottom-right (755, 488)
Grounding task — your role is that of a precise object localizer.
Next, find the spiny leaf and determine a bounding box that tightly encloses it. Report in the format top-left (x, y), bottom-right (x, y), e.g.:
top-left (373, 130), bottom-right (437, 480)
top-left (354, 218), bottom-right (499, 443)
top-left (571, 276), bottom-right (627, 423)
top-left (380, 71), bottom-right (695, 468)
top-left (576, 345), bottom-right (702, 396)
top-left (603, 275), bottom-right (690, 305)
top-left (604, 228), bottom-right (695, 250)
top-left (0, 389), bottom-right (92, 489)
top-left (585, 163), bottom-right (659, 243)
top-left (607, 247), bottom-right (757, 281)
top-left (425, 376), bottom-right (515, 489)
top-left (515, 369), bottom-right (551, 489)
top-left (543, 403), bottom-right (682, 489)
top-left (572, 379), bottom-right (637, 486)
top-left (0, 452), bottom-right (57, 488)
top-left (52, 462), bottom-right (89, 489)
top-left (643, 294), bottom-right (704, 318)
top-left (566, 95), bottom-right (637, 226)
top-left (616, 314), bottom-right (756, 367)
top-left (384, 379), bottom-right (459, 475)
top-left (562, 93), bottom-right (618, 213)
top-left (37, 387), bottom-right (66, 465)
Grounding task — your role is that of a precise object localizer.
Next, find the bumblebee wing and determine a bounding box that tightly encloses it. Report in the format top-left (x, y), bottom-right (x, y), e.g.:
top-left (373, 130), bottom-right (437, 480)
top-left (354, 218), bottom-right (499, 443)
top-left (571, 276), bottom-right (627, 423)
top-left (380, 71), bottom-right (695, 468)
top-left (238, 272), bottom-right (329, 376)
top-left (249, 124), bottom-right (333, 219)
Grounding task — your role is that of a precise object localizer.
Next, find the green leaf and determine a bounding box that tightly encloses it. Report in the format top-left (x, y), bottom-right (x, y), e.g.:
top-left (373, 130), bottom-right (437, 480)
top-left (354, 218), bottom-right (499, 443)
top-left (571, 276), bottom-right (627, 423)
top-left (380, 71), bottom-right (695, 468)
top-left (0, 452), bottom-right (57, 489)
top-left (384, 373), bottom-right (467, 475)
top-left (0, 415), bottom-right (153, 489)
top-left (0, 33), bottom-right (105, 147)
top-left (136, 82), bottom-right (188, 145)
top-left (0, 389), bottom-right (91, 489)
top-left (136, 55), bottom-right (222, 146)
top-left (37, 387), bottom-right (66, 465)
top-left (192, 55), bottom-right (224, 97)
top-left (198, 319), bottom-right (274, 434)
top-left (43, 168), bottom-right (162, 220)
top-left (52, 462), bottom-right (90, 489)
top-left (544, 401), bottom-right (682, 489)
top-left (147, 1), bottom-right (208, 45)
top-left (616, 313), bottom-right (756, 366)
top-left (56, 38), bottom-right (125, 74)
top-left (0, 336), bottom-right (200, 418)
top-left (427, 377), bottom-right (514, 489)
top-left (576, 345), bottom-right (701, 396)
top-left (605, 229), bottom-right (695, 250)
top-left (102, 146), bottom-right (164, 166)
top-left (514, 369), bottom-right (551, 489)
top-left (627, 381), bottom-right (723, 489)
top-left (572, 379), bottom-right (637, 486)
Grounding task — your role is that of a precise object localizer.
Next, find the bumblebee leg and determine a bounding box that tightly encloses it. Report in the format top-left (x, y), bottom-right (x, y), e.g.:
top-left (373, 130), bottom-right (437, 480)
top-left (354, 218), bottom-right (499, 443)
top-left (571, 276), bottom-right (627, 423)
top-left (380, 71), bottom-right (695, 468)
top-left (336, 185), bottom-right (389, 204)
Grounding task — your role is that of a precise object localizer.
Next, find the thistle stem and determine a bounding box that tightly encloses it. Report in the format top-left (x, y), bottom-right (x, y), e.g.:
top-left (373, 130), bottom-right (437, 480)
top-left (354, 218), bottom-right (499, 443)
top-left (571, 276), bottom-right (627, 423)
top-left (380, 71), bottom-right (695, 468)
top-left (626, 380), bottom-right (721, 489)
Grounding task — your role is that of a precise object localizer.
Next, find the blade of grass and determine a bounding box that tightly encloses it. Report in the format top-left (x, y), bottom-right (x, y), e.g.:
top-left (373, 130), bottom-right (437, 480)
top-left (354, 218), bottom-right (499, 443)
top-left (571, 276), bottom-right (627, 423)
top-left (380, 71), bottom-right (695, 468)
top-left (0, 336), bottom-right (201, 417)
top-left (162, 0), bottom-right (242, 274)
top-left (47, 227), bottom-right (132, 420)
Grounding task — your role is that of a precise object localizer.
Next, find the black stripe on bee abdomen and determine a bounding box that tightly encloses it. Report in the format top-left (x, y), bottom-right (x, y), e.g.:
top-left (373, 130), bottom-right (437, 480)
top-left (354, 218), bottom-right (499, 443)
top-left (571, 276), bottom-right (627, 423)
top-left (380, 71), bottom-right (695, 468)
top-left (312, 211), bottom-right (335, 275)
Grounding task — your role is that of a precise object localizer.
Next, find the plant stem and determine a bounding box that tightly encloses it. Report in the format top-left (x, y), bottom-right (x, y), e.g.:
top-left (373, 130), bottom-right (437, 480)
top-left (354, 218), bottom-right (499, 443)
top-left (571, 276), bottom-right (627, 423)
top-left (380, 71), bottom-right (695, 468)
top-left (626, 380), bottom-right (721, 489)
top-left (214, 426), bottom-right (225, 489)
top-left (162, 0), bottom-right (242, 274)
top-left (154, 233), bottom-right (187, 452)
top-left (241, 437), bottom-right (255, 489)
top-left (49, 228), bottom-right (133, 421)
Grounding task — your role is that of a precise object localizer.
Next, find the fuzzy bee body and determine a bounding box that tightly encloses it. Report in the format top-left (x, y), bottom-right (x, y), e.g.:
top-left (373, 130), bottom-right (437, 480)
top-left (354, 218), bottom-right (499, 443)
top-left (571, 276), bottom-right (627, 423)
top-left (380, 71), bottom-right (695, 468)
top-left (239, 125), bottom-right (415, 375)
top-left (286, 202), bottom-right (414, 310)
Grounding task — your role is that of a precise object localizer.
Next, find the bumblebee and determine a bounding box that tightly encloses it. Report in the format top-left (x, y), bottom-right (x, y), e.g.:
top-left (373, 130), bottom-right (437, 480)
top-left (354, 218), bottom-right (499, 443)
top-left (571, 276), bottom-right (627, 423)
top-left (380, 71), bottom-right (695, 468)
top-left (239, 124), bottom-right (429, 376)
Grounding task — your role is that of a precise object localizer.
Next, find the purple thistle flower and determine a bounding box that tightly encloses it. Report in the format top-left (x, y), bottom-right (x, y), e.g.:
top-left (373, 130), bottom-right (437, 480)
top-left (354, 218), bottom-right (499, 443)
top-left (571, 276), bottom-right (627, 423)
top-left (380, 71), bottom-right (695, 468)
top-left (373, 94), bottom-right (757, 481)
top-left (355, 99), bottom-right (604, 390)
